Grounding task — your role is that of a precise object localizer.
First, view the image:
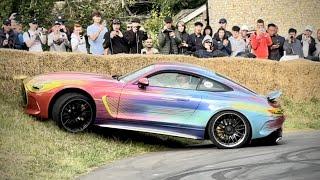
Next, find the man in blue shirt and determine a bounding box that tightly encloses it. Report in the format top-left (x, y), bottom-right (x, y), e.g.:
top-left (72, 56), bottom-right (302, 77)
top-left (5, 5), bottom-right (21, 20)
top-left (87, 11), bottom-right (108, 55)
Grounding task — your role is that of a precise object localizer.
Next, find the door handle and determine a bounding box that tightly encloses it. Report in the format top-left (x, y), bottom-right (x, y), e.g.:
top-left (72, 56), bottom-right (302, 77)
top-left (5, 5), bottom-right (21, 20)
top-left (160, 97), bottom-right (176, 101)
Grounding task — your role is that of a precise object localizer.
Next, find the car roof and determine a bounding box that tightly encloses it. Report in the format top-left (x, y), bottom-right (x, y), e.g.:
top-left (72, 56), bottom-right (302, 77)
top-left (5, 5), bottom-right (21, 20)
top-left (153, 62), bottom-right (217, 78)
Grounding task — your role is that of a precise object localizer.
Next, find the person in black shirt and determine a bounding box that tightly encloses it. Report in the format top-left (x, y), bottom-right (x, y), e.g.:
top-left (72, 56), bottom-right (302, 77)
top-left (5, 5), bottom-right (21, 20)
top-left (176, 21), bottom-right (189, 54)
top-left (267, 23), bottom-right (284, 60)
top-left (0, 19), bottom-right (18, 49)
top-left (103, 19), bottom-right (128, 54)
top-left (214, 18), bottom-right (232, 39)
top-left (187, 21), bottom-right (204, 52)
top-left (124, 18), bottom-right (147, 54)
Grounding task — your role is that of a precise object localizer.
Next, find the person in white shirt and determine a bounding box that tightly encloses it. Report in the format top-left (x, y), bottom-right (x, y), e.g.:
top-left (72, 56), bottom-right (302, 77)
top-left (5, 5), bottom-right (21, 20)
top-left (23, 18), bottom-right (47, 52)
top-left (48, 21), bottom-right (70, 52)
top-left (141, 37), bottom-right (159, 55)
top-left (71, 24), bottom-right (87, 53)
top-left (229, 26), bottom-right (246, 56)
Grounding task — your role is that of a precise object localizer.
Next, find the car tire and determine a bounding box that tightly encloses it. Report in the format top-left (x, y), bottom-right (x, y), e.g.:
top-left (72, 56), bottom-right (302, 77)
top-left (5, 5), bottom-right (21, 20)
top-left (208, 111), bottom-right (251, 149)
top-left (52, 93), bottom-right (95, 133)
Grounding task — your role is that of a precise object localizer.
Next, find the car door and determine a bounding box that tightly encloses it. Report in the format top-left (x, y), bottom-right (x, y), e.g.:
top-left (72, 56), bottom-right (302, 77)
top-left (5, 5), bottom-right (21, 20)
top-left (117, 72), bottom-right (202, 125)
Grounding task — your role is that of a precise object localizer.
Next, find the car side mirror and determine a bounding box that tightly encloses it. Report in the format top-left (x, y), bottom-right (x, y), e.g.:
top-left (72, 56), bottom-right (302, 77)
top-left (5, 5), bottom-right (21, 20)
top-left (138, 78), bottom-right (149, 89)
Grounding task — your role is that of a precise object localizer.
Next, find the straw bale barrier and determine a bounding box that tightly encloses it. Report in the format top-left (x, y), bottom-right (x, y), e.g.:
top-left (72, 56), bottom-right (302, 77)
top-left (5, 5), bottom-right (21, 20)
top-left (0, 49), bottom-right (319, 101)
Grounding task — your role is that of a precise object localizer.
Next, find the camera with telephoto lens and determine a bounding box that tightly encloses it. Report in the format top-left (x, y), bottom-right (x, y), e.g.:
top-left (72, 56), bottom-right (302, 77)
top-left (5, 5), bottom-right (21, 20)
top-left (163, 28), bottom-right (174, 33)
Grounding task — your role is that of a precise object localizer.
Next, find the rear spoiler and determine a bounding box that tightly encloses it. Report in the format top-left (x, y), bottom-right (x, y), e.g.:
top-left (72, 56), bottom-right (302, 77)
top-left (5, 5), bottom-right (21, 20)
top-left (267, 90), bottom-right (282, 102)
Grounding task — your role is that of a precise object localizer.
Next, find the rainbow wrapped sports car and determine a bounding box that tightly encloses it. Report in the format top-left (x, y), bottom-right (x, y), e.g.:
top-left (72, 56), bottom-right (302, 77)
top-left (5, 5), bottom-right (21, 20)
top-left (22, 62), bottom-right (285, 148)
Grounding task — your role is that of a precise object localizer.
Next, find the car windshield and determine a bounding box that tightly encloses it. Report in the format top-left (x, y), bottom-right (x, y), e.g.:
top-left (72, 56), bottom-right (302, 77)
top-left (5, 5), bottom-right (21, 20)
top-left (119, 65), bottom-right (154, 82)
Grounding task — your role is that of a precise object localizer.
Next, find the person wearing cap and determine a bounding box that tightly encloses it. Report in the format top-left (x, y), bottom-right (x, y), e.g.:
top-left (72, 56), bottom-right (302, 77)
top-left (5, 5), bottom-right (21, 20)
top-left (103, 19), bottom-right (128, 55)
top-left (48, 20), bottom-right (70, 52)
top-left (71, 23), bottom-right (88, 53)
top-left (23, 18), bottom-right (47, 52)
top-left (267, 23), bottom-right (285, 60)
top-left (240, 25), bottom-right (252, 53)
top-left (250, 19), bottom-right (272, 59)
top-left (228, 26), bottom-right (246, 57)
top-left (296, 25), bottom-right (317, 60)
top-left (158, 16), bottom-right (181, 54)
top-left (194, 35), bottom-right (228, 58)
top-left (213, 18), bottom-right (232, 39)
top-left (187, 21), bottom-right (204, 52)
top-left (0, 19), bottom-right (18, 49)
top-left (87, 11), bottom-right (108, 55)
top-left (176, 21), bottom-right (189, 54)
top-left (124, 17), bottom-right (147, 54)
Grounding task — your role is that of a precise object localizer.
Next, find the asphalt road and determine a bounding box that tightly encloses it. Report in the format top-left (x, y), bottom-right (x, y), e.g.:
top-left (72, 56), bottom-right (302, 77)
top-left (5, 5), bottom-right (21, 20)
top-left (79, 131), bottom-right (320, 180)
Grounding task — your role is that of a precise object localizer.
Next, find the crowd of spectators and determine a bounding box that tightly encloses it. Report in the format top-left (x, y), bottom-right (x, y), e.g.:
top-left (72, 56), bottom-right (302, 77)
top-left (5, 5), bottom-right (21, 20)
top-left (0, 11), bottom-right (319, 61)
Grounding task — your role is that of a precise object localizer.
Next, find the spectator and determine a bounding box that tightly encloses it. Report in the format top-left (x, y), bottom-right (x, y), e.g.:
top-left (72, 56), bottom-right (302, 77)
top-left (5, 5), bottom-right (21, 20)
top-left (158, 16), bottom-right (181, 54)
top-left (275, 25), bottom-right (285, 57)
top-left (23, 18), bottom-right (47, 52)
top-left (0, 19), bottom-right (18, 49)
top-left (71, 23), bottom-right (87, 53)
top-left (48, 20), bottom-right (70, 52)
top-left (313, 29), bottom-right (320, 59)
top-left (126, 22), bottom-right (132, 31)
top-left (203, 25), bottom-right (213, 37)
top-left (124, 18), bottom-right (148, 54)
top-left (241, 25), bottom-right (251, 53)
top-left (214, 18), bottom-right (232, 38)
top-left (188, 21), bottom-right (204, 52)
top-left (267, 23), bottom-right (285, 60)
top-left (12, 23), bottom-right (25, 50)
top-left (229, 26), bottom-right (246, 56)
top-left (250, 19), bottom-right (272, 59)
top-left (297, 25), bottom-right (317, 60)
top-left (176, 21), bottom-right (189, 54)
top-left (55, 16), bottom-right (71, 39)
top-left (87, 11), bottom-right (108, 55)
top-left (141, 37), bottom-right (159, 54)
top-left (213, 27), bottom-right (232, 55)
top-left (283, 28), bottom-right (303, 58)
top-left (103, 19), bottom-right (128, 55)
top-left (194, 35), bottom-right (228, 58)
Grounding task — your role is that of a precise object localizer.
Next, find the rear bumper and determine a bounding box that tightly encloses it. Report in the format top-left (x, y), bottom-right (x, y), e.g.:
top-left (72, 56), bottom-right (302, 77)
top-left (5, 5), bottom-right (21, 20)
top-left (259, 115), bottom-right (285, 136)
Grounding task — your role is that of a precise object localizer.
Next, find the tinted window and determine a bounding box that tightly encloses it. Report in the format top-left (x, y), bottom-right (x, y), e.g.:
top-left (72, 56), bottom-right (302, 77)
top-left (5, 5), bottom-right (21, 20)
top-left (148, 72), bottom-right (200, 90)
top-left (198, 78), bottom-right (231, 92)
top-left (120, 65), bottom-right (154, 82)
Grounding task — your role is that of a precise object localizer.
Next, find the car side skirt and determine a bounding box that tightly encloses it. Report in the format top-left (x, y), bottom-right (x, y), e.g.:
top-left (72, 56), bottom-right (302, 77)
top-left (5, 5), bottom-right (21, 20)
top-left (95, 120), bottom-right (205, 140)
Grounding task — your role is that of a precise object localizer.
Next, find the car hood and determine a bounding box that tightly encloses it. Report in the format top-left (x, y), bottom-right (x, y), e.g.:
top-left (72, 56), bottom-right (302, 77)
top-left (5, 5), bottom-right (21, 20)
top-left (24, 72), bottom-right (117, 92)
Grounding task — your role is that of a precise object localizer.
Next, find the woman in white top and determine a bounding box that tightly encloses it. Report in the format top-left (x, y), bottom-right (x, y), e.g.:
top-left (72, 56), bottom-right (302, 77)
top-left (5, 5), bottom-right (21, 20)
top-left (48, 21), bottom-right (70, 52)
top-left (71, 24), bottom-right (87, 53)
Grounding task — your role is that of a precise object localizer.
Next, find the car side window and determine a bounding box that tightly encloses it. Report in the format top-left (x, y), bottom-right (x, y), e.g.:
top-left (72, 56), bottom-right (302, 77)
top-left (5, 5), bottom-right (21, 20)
top-left (198, 78), bottom-right (231, 92)
top-left (148, 72), bottom-right (200, 90)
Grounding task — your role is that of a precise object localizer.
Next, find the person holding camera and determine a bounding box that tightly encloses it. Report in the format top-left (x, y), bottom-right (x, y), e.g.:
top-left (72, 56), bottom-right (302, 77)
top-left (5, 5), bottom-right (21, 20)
top-left (296, 26), bottom-right (317, 60)
top-left (0, 19), bottom-right (18, 49)
top-left (158, 16), bottom-right (181, 54)
top-left (71, 23), bottom-right (87, 53)
top-left (240, 25), bottom-right (252, 53)
top-left (103, 19), bottom-right (128, 55)
top-left (124, 18), bottom-right (147, 54)
top-left (267, 23), bottom-right (285, 60)
top-left (283, 28), bottom-right (303, 58)
top-left (213, 27), bottom-right (232, 56)
top-left (23, 18), bottom-right (47, 52)
top-left (250, 19), bottom-right (272, 59)
top-left (177, 21), bottom-right (189, 54)
top-left (48, 20), bottom-right (70, 52)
